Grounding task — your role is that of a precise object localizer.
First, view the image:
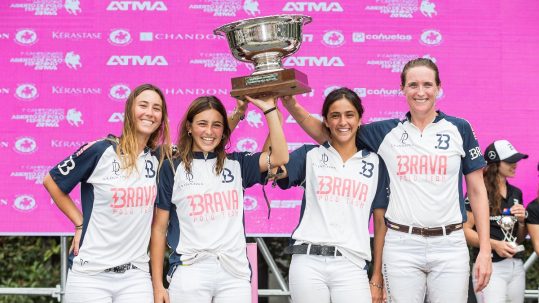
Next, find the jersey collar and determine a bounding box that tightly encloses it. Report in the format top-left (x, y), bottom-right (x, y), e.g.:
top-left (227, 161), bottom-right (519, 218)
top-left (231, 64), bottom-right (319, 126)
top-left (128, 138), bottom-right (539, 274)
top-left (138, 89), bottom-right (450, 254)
top-left (323, 141), bottom-right (371, 159)
top-left (193, 151), bottom-right (217, 159)
top-left (403, 110), bottom-right (446, 123)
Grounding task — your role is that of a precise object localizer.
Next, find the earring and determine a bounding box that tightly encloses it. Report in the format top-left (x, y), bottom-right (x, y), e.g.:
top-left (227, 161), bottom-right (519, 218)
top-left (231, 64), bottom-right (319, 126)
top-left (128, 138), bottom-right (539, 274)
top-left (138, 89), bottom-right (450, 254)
top-left (188, 131), bottom-right (191, 137)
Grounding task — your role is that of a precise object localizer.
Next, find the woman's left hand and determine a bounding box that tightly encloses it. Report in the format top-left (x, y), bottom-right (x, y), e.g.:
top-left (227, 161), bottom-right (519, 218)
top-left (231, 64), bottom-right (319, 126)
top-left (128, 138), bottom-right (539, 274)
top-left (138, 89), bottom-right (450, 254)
top-left (369, 279), bottom-right (384, 303)
top-left (511, 203), bottom-right (526, 223)
top-left (245, 95), bottom-right (276, 112)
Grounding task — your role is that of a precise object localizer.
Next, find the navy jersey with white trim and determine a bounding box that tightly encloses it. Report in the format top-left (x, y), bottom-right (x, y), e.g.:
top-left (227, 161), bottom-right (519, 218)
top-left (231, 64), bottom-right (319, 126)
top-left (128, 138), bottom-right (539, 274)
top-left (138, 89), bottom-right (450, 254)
top-left (156, 151), bottom-right (262, 281)
top-left (49, 138), bottom-right (158, 274)
top-left (357, 111), bottom-right (486, 227)
top-left (277, 143), bottom-right (389, 267)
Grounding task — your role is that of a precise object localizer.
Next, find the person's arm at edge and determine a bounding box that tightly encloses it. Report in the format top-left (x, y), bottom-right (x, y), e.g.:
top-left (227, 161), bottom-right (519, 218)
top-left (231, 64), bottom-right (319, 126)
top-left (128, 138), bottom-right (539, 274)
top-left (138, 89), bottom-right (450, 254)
top-left (527, 223), bottom-right (539, 255)
top-left (466, 169), bottom-right (492, 292)
top-left (150, 208), bottom-right (171, 303)
top-left (370, 208), bottom-right (386, 303)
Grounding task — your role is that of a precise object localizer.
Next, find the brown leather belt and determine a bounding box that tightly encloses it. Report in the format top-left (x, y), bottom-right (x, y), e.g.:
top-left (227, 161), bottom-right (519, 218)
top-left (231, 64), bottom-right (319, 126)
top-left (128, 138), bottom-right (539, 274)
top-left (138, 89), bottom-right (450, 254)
top-left (385, 219), bottom-right (463, 237)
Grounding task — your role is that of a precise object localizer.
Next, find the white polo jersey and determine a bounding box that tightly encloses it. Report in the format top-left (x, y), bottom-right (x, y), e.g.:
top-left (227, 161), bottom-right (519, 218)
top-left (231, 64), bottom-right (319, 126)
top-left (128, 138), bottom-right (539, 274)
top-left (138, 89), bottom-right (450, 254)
top-left (49, 138), bottom-right (158, 274)
top-left (277, 143), bottom-right (389, 268)
top-left (156, 151), bottom-right (262, 281)
top-left (357, 111), bottom-right (486, 227)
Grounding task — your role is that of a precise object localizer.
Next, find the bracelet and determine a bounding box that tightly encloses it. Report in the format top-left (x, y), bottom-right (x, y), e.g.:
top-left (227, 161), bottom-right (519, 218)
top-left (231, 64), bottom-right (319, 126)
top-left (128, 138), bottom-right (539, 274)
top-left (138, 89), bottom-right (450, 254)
top-left (369, 281), bottom-right (383, 289)
top-left (263, 106), bottom-right (277, 115)
top-left (75, 224), bottom-right (83, 230)
top-left (231, 107), bottom-right (245, 121)
top-left (298, 113), bottom-right (311, 124)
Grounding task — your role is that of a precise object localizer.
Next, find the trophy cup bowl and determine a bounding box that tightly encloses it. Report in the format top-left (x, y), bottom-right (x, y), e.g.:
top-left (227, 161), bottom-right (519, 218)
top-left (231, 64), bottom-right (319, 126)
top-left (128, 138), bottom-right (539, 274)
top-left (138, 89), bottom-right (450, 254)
top-left (214, 15), bottom-right (312, 99)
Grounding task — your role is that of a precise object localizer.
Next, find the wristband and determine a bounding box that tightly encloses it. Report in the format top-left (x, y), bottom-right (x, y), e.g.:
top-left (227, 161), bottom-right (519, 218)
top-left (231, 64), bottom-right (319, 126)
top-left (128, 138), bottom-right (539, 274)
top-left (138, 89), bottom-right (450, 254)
top-left (263, 107), bottom-right (277, 115)
top-left (75, 224), bottom-right (83, 230)
top-left (298, 113), bottom-right (311, 124)
top-left (369, 281), bottom-right (383, 289)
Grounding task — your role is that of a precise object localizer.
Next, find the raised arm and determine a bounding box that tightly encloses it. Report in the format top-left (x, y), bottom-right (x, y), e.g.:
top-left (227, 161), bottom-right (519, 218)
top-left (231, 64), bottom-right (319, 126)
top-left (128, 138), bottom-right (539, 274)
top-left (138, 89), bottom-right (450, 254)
top-left (228, 98), bottom-right (248, 132)
top-left (281, 95), bottom-right (329, 144)
top-left (244, 95), bottom-right (288, 171)
top-left (465, 169), bottom-right (492, 292)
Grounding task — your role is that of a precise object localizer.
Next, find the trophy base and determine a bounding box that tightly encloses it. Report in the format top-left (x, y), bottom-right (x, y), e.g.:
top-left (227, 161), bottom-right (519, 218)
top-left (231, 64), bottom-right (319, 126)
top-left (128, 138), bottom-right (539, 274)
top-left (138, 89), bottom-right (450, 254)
top-left (508, 242), bottom-right (525, 253)
top-left (230, 68), bottom-right (311, 100)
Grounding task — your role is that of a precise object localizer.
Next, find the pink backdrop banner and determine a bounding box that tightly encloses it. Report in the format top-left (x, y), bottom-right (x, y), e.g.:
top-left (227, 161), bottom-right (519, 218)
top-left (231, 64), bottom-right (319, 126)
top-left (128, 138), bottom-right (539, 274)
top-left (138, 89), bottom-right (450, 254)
top-left (1, 0), bottom-right (538, 235)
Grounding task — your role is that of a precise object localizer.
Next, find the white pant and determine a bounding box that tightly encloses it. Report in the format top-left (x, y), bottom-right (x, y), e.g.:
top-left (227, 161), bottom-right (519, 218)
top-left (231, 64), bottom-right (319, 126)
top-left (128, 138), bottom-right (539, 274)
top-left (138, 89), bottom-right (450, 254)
top-left (382, 229), bottom-right (470, 303)
top-left (168, 256), bottom-right (251, 303)
top-left (473, 258), bottom-right (525, 303)
top-left (289, 254), bottom-right (371, 303)
top-left (65, 268), bottom-right (152, 303)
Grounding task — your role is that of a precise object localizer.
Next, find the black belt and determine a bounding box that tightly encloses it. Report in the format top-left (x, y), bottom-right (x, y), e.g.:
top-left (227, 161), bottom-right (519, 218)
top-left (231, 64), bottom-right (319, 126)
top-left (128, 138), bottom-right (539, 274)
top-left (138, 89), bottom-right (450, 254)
top-left (104, 263), bottom-right (137, 273)
top-left (284, 244), bottom-right (342, 256)
top-left (385, 219), bottom-right (463, 237)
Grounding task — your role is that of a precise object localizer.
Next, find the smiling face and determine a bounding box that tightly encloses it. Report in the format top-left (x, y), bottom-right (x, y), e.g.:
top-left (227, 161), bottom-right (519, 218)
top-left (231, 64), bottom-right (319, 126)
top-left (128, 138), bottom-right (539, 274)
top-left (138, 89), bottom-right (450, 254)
top-left (132, 89), bottom-right (163, 142)
top-left (324, 97), bottom-right (361, 146)
top-left (188, 108), bottom-right (224, 153)
top-left (401, 65), bottom-right (440, 117)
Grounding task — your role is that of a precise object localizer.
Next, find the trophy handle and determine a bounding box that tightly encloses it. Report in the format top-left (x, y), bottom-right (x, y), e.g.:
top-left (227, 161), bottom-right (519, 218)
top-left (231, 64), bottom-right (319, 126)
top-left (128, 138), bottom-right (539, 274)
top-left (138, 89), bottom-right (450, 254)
top-left (300, 16), bottom-right (312, 25)
top-left (213, 28), bottom-right (225, 36)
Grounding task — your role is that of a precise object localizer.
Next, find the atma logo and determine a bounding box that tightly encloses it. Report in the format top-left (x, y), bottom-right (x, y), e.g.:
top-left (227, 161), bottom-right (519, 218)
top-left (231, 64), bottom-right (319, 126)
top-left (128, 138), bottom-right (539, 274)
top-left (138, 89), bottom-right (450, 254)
top-left (107, 55), bottom-right (168, 66)
top-left (284, 56), bottom-right (344, 67)
top-left (107, 1), bottom-right (167, 11)
top-left (283, 2), bottom-right (343, 12)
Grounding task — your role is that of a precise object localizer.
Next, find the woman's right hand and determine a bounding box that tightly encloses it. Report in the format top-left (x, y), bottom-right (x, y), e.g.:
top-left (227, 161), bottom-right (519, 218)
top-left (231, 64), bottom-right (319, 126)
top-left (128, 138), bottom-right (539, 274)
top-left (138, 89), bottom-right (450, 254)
top-left (492, 239), bottom-right (516, 258)
top-left (153, 286), bottom-right (170, 303)
top-left (280, 95), bottom-right (297, 109)
top-left (70, 228), bottom-right (82, 256)
top-left (244, 95), bottom-right (276, 112)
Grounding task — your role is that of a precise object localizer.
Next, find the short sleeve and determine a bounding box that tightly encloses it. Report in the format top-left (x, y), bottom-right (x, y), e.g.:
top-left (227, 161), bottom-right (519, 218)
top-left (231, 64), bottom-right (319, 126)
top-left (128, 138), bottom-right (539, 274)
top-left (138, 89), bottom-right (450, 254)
top-left (276, 145), bottom-right (313, 190)
top-left (526, 199), bottom-right (539, 224)
top-left (156, 159), bottom-right (179, 211)
top-left (49, 140), bottom-right (109, 194)
top-left (371, 156), bottom-right (390, 210)
top-left (229, 152), bottom-right (263, 189)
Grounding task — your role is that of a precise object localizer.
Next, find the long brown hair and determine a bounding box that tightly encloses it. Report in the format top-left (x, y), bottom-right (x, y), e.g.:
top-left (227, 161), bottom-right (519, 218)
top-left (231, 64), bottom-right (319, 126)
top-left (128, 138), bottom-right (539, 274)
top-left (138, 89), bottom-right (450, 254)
top-left (176, 96), bottom-right (230, 175)
top-left (117, 83), bottom-right (172, 173)
top-left (484, 162), bottom-right (503, 215)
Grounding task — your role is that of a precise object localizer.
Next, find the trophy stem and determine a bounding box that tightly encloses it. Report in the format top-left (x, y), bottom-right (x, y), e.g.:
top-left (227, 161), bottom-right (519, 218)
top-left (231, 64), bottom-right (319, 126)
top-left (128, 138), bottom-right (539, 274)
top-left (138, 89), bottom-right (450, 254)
top-left (252, 52), bottom-right (284, 74)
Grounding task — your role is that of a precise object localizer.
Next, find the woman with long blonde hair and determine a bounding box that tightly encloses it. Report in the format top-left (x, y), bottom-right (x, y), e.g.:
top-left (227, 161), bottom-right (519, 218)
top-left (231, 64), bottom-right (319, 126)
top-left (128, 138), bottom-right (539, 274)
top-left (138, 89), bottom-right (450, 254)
top-left (44, 83), bottom-right (171, 303)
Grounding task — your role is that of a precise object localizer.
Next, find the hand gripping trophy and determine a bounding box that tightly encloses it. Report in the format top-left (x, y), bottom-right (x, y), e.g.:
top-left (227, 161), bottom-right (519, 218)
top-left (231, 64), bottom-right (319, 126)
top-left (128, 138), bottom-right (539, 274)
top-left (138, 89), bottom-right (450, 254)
top-left (214, 15), bottom-right (312, 99)
top-left (497, 215), bottom-right (525, 253)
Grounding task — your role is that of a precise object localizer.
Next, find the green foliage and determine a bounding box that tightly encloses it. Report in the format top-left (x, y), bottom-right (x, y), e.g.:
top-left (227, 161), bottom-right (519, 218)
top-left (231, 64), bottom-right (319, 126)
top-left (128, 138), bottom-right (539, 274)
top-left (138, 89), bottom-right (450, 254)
top-left (0, 237), bottom-right (61, 303)
top-left (1, 236), bottom-right (539, 303)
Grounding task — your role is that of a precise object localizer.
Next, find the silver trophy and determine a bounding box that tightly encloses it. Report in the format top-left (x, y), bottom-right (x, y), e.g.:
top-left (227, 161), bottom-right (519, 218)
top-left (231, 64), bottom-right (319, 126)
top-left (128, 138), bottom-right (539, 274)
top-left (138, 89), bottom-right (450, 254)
top-left (497, 216), bottom-right (524, 252)
top-left (214, 14), bottom-right (312, 99)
